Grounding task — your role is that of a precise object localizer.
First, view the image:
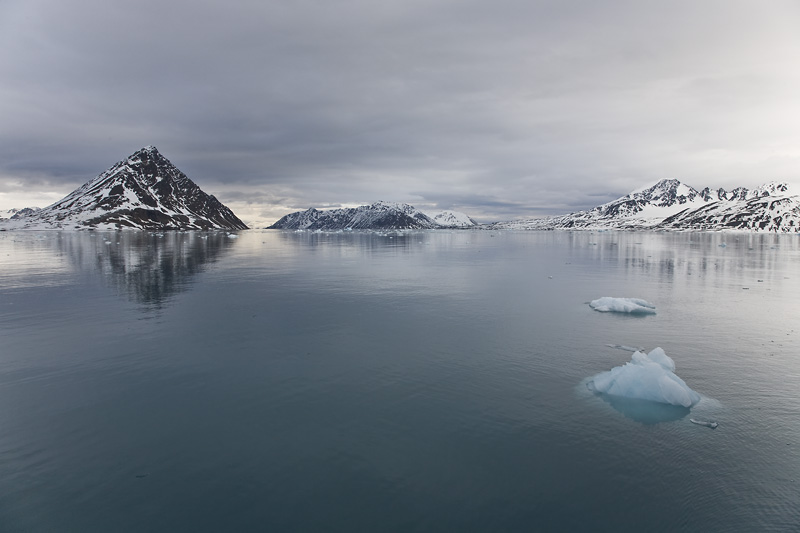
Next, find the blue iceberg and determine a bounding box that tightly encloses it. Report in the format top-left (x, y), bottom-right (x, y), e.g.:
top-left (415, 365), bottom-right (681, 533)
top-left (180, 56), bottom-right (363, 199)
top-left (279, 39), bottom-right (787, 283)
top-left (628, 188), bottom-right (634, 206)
top-left (587, 347), bottom-right (701, 408)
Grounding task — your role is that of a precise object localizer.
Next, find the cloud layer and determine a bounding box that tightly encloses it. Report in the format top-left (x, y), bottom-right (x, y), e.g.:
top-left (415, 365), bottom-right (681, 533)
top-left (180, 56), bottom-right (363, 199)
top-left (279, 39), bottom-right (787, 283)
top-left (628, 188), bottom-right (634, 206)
top-left (2, 0), bottom-right (800, 224)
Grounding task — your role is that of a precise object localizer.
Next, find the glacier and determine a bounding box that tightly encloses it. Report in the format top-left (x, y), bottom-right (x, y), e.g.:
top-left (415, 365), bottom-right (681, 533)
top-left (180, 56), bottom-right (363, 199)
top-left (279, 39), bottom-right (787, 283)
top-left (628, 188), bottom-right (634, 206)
top-left (589, 297), bottom-right (656, 315)
top-left (587, 347), bottom-right (701, 408)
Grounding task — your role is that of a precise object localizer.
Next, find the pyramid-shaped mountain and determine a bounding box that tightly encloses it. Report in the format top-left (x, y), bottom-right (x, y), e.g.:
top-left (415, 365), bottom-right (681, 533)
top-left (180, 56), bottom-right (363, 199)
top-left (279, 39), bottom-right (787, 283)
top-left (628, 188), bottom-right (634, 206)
top-left (4, 146), bottom-right (247, 230)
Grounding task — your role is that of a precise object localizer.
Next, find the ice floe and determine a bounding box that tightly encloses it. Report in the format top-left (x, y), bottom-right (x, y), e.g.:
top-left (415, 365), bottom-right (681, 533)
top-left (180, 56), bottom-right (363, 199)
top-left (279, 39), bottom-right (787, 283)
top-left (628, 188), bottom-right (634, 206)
top-left (587, 347), bottom-right (701, 408)
top-left (590, 297), bottom-right (656, 315)
top-left (690, 419), bottom-right (718, 429)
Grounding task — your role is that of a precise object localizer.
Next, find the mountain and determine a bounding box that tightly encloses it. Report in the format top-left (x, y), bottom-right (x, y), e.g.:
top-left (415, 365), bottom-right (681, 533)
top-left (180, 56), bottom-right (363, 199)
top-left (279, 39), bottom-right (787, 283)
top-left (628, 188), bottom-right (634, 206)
top-left (428, 210), bottom-right (479, 228)
top-left (0, 207), bottom-right (41, 220)
top-left (1, 146), bottom-right (247, 231)
top-left (489, 179), bottom-right (800, 232)
top-left (659, 182), bottom-right (799, 232)
top-left (268, 201), bottom-right (477, 230)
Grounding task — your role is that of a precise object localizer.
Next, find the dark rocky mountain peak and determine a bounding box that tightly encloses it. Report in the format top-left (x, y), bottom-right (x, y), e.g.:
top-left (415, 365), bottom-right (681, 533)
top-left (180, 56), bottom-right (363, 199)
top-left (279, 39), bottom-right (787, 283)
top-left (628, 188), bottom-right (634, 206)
top-left (3, 147), bottom-right (248, 230)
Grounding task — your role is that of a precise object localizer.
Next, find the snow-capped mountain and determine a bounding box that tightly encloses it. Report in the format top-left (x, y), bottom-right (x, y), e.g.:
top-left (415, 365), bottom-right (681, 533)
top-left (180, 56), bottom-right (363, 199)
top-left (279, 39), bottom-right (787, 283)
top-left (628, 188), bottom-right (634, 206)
top-left (659, 182), bottom-right (799, 232)
top-left (427, 210), bottom-right (478, 228)
top-left (0, 146), bottom-right (248, 231)
top-left (268, 201), bottom-right (477, 230)
top-left (490, 179), bottom-right (800, 232)
top-left (0, 207), bottom-right (41, 220)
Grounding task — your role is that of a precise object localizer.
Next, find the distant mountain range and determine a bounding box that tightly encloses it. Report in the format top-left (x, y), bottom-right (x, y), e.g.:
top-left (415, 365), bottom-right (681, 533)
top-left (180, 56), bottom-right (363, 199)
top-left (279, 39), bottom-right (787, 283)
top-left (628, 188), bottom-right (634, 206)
top-left (0, 146), bottom-right (247, 230)
top-left (488, 179), bottom-right (800, 232)
top-left (268, 201), bottom-right (478, 230)
top-left (268, 179), bottom-right (799, 232)
top-left (3, 153), bottom-right (798, 233)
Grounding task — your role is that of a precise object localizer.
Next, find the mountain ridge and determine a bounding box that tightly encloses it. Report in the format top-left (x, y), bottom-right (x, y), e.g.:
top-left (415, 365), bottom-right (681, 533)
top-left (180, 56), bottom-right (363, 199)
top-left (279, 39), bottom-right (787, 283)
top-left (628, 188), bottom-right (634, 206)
top-left (5, 166), bottom-right (798, 232)
top-left (490, 179), bottom-right (800, 232)
top-left (268, 201), bottom-right (478, 230)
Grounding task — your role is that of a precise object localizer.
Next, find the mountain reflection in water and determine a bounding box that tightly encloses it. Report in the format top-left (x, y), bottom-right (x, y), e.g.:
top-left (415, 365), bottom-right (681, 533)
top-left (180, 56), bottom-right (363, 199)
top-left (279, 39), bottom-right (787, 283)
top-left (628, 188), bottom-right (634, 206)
top-left (56, 231), bottom-right (237, 307)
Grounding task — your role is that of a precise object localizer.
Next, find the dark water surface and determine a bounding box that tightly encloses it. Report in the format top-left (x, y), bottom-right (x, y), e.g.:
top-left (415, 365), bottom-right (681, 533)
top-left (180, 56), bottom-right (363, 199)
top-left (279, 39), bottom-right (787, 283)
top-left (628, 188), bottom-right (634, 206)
top-left (1, 229), bottom-right (798, 532)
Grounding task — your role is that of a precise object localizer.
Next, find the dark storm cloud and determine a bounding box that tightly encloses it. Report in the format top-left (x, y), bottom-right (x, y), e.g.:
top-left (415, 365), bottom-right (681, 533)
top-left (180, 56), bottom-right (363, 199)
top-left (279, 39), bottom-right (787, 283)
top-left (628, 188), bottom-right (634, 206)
top-left (2, 0), bottom-right (800, 223)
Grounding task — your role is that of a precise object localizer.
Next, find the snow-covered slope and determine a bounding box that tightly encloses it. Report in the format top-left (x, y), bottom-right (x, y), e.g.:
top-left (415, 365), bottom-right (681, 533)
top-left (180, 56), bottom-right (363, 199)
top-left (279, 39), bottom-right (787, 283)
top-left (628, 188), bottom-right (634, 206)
top-left (269, 202), bottom-right (477, 230)
top-left (660, 182), bottom-right (800, 232)
top-left (427, 210), bottom-right (478, 228)
top-left (490, 179), bottom-right (800, 232)
top-left (0, 146), bottom-right (248, 231)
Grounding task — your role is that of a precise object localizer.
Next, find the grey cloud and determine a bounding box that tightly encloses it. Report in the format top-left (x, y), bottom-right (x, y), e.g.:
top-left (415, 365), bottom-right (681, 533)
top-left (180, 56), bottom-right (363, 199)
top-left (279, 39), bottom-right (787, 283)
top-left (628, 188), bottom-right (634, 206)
top-left (2, 0), bottom-right (800, 222)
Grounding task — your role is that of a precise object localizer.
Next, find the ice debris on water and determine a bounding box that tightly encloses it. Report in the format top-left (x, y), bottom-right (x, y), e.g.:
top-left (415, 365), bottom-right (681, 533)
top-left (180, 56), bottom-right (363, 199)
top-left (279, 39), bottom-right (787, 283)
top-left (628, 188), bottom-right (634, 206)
top-left (606, 343), bottom-right (645, 353)
top-left (587, 347), bottom-right (701, 408)
top-left (590, 297), bottom-right (656, 315)
top-left (690, 419), bottom-right (718, 429)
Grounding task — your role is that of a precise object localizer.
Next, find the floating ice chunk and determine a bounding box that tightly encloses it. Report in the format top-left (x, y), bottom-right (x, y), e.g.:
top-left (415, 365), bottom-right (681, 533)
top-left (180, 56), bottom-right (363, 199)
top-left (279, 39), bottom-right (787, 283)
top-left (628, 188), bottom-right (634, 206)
top-left (588, 347), bottom-right (700, 408)
top-left (690, 419), bottom-right (718, 429)
top-left (590, 297), bottom-right (656, 315)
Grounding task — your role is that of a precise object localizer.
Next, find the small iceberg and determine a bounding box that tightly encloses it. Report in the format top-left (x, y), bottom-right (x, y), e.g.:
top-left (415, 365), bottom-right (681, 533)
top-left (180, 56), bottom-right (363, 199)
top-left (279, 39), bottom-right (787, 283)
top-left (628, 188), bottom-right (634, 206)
top-left (690, 419), bottom-right (718, 429)
top-left (590, 297), bottom-right (656, 315)
top-left (587, 347), bottom-right (701, 408)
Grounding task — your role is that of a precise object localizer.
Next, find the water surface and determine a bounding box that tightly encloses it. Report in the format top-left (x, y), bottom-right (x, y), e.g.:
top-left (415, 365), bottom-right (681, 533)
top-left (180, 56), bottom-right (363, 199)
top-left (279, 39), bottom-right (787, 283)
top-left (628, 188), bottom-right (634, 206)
top-left (1, 229), bottom-right (798, 531)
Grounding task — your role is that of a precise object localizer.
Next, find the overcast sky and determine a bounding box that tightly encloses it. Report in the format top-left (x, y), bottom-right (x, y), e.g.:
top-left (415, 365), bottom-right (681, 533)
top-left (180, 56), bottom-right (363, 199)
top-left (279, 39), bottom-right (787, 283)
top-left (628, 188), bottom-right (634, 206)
top-left (2, 0), bottom-right (800, 225)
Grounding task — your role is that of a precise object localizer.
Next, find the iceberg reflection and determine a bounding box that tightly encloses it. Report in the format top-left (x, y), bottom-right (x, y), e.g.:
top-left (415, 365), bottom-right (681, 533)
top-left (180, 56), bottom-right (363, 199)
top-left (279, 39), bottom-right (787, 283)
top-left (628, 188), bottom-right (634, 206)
top-left (597, 393), bottom-right (691, 425)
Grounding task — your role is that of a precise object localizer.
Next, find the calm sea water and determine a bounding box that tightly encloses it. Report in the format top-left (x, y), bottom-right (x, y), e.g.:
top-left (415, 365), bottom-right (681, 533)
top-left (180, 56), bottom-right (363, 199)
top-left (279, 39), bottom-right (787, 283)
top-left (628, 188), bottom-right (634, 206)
top-left (0, 229), bottom-right (798, 532)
